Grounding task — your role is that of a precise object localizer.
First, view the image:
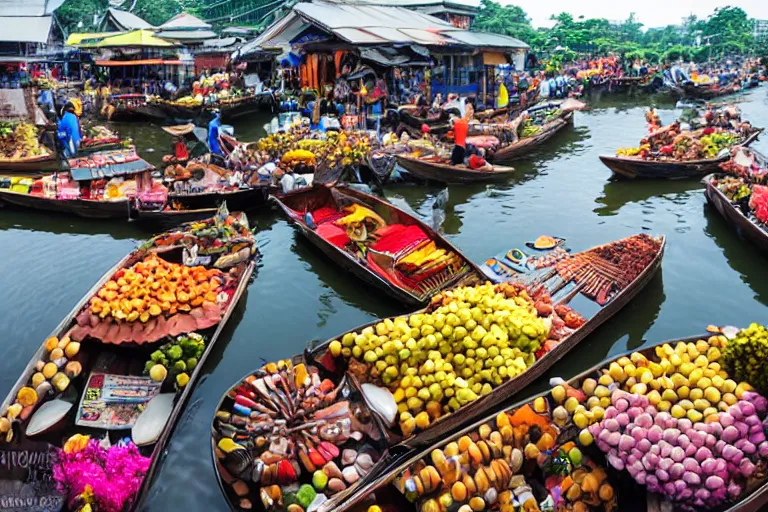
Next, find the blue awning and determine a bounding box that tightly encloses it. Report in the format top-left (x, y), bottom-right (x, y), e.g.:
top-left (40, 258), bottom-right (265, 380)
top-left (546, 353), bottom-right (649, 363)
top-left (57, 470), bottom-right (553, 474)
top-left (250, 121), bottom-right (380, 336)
top-left (69, 158), bottom-right (153, 181)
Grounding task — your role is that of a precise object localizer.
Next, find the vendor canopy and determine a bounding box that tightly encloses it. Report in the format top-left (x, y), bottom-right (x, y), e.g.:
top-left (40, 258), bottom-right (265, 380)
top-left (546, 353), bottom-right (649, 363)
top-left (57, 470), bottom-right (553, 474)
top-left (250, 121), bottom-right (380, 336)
top-left (0, 0), bottom-right (64, 17)
top-left (0, 15), bottom-right (52, 43)
top-left (96, 30), bottom-right (177, 48)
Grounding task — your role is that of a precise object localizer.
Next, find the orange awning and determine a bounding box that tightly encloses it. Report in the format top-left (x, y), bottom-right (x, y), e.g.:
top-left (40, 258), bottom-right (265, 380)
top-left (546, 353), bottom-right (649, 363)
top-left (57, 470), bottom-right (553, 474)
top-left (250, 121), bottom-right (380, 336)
top-left (95, 59), bottom-right (184, 66)
top-left (483, 52), bottom-right (507, 66)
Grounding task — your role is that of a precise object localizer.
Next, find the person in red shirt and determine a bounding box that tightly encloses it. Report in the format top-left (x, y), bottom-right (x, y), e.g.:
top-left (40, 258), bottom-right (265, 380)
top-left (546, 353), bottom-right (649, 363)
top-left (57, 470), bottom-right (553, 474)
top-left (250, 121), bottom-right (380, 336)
top-left (450, 117), bottom-right (469, 165)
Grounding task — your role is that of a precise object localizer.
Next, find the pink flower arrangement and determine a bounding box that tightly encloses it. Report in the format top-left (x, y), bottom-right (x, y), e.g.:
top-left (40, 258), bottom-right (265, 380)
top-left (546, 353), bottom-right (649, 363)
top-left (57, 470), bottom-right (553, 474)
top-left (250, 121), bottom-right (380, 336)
top-left (53, 436), bottom-right (151, 512)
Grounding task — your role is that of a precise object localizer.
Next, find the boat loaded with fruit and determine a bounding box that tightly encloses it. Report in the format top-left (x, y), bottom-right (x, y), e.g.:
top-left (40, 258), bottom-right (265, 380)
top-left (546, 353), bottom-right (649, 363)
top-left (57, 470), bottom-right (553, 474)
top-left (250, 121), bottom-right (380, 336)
top-left (600, 107), bottom-right (762, 179)
top-left (703, 146), bottom-right (768, 253)
top-left (330, 323), bottom-right (768, 512)
top-left (0, 88), bottom-right (62, 174)
top-left (0, 206), bottom-right (258, 512)
top-left (210, 233), bottom-right (664, 511)
top-left (77, 125), bottom-right (131, 155)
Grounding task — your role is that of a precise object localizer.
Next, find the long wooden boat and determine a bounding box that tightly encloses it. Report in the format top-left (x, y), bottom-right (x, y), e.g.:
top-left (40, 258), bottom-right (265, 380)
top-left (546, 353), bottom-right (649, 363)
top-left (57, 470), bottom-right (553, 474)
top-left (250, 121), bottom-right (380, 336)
top-left (600, 129), bottom-right (762, 180)
top-left (130, 206), bottom-right (219, 230)
top-left (683, 82), bottom-right (741, 99)
top-left (490, 111), bottom-right (574, 162)
top-left (395, 155), bottom-right (516, 184)
top-left (0, 211), bottom-right (257, 512)
top-left (147, 99), bottom-right (205, 121)
top-left (0, 153), bottom-right (62, 176)
top-left (335, 327), bottom-right (768, 512)
top-left (211, 233), bottom-right (665, 512)
top-left (272, 184), bottom-right (484, 306)
top-left (169, 185), bottom-right (270, 212)
top-left (0, 188), bottom-right (131, 218)
top-left (703, 173), bottom-right (768, 253)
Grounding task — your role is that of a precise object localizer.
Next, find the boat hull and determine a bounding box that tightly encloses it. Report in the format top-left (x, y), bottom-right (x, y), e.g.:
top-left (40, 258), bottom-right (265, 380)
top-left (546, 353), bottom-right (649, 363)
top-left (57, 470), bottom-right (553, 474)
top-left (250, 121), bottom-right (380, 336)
top-left (491, 111), bottom-right (574, 162)
top-left (0, 156), bottom-right (62, 176)
top-left (703, 174), bottom-right (768, 253)
top-left (169, 185), bottom-right (270, 211)
top-left (0, 190), bottom-right (131, 219)
top-left (131, 207), bottom-right (218, 230)
top-left (395, 155), bottom-right (515, 184)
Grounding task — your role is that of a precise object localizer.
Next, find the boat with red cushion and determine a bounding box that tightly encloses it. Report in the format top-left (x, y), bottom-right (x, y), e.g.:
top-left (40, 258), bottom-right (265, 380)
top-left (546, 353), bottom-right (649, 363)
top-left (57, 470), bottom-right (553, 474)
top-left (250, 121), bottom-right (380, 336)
top-left (272, 185), bottom-right (484, 306)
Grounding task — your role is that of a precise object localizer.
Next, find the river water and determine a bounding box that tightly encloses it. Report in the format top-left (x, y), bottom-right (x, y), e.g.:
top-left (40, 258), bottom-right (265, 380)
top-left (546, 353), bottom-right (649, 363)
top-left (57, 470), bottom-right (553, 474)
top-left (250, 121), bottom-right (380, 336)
top-left (2, 87), bottom-right (768, 510)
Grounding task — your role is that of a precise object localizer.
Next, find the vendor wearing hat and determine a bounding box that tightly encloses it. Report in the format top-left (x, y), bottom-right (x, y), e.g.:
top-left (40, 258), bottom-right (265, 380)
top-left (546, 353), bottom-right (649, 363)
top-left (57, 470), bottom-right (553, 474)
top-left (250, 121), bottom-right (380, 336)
top-left (57, 101), bottom-right (82, 158)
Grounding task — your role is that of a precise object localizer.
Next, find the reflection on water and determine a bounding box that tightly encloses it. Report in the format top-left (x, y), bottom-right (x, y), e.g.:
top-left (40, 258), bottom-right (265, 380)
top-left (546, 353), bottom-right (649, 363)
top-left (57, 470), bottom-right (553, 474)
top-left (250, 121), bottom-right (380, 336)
top-left (3, 90), bottom-right (768, 511)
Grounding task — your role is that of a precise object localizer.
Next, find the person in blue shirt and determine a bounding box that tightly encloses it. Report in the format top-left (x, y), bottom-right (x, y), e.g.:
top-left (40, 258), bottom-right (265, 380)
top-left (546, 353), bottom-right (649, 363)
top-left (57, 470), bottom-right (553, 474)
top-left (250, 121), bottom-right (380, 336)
top-left (57, 102), bottom-right (81, 158)
top-left (37, 88), bottom-right (55, 118)
top-left (208, 110), bottom-right (223, 156)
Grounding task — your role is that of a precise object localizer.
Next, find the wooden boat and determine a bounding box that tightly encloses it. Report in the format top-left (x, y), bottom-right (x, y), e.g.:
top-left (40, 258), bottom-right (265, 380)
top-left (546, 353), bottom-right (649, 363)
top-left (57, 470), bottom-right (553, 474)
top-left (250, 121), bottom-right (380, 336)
top-left (395, 155), bottom-right (515, 185)
top-left (683, 82), bottom-right (741, 99)
top-left (103, 94), bottom-right (157, 122)
top-left (703, 173), bottom-right (768, 253)
top-left (0, 188), bottom-right (131, 218)
top-left (334, 328), bottom-right (768, 512)
top-left (211, 233), bottom-right (665, 512)
top-left (273, 185), bottom-right (484, 305)
top-left (0, 211), bottom-right (257, 512)
top-left (130, 206), bottom-right (219, 230)
top-left (169, 185), bottom-right (270, 212)
top-left (147, 99), bottom-right (205, 121)
top-left (0, 153), bottom-right (63, 175)
top-left (490, 111), bottom-right (574, 162)
top-left (600, 129), bottom-right (762, 180)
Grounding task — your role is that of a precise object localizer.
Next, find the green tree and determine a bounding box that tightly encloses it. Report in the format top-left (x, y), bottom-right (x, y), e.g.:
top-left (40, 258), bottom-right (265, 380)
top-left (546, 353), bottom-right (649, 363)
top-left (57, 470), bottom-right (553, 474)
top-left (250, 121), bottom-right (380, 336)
top-left (132, 0), bottom-right (182, 26)
top-left (57, 0), bottom-right (107, 34)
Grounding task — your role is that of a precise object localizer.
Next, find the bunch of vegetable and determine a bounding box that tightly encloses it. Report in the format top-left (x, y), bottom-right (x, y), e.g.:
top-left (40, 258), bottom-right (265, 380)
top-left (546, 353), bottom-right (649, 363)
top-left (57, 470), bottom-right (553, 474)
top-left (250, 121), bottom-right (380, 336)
top-left (716, 177), bottom-right (751, 202)
top-left (699, 132), bottom-right (741, 158)
top-left (0, 121), bottom-right (48, 160)
top-left (616, 145), bottom-right (648, 157)
top-left (145, 333), bottom-right (206, 388)
top-left (723, 323), bottom-right (768, 395)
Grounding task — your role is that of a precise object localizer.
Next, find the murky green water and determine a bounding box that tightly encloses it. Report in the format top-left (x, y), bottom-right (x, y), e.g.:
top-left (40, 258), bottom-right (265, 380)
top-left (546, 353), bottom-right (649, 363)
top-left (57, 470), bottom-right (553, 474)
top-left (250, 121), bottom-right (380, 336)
top-left (2, 88), bottom-right (768, 510)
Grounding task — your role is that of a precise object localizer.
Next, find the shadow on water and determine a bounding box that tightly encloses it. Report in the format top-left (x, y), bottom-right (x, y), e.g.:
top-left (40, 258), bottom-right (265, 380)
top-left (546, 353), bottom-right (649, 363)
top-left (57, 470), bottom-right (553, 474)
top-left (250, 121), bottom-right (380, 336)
top-left (594, 178), bottom-right (705, 217)
top-left (0, 205), bottom-right (143, 240)
top-left (703, 201), bottom-right (768, 305)
top-left (288, 230), bottom-right (403, 319)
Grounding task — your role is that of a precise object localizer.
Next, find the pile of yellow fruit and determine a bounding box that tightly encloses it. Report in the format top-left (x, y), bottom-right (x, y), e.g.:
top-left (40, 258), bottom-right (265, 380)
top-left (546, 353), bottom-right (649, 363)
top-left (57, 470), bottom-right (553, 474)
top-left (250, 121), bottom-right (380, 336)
top-left (548, 332), bottom-right (756, 448)
top-left (89, 254), bottom-right (222, 322)
top-left (0, 335), bottom-right (81, 442)
top-left (328, 283), bottom-right (552, 436)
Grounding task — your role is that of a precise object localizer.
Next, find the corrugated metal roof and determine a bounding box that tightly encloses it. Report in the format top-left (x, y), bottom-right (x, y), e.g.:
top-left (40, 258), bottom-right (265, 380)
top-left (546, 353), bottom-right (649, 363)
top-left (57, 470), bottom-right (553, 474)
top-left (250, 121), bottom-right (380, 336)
top-left (107, 8), bottom-right (154, 30)
top-left (0, 15), bottom-right (52, 43)
top-left (157, 30), bottom-right (217, 40)
top-left (160, 13), bottom-right (211, 30)
top-left (442, 30), bottom-right (529, 49)
top-left (294, 1), bottom-right (453, 31)
top-left (354, 0), bottom-right (479, 8)
top-left (362, 27), bottom-right (414, 43)
top-left (0, 0), bottom-right (64, 17)
top-left (333, 28), bottom-right (387, 44)
top-left (398, 28), bottom-right (450, 45)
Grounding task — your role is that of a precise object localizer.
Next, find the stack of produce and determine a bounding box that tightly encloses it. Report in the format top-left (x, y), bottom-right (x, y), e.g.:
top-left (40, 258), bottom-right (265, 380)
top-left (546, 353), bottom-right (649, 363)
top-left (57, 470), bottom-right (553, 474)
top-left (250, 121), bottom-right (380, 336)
top-left (518, 108), bottom-right (562, 138)
top-left (213, 360), bottom-right (384, 511)
top-left (390, 404), bottom-right (617, 512)
top-left (144, 333), bottom-right (206, 389)
top-left (141, 210), bottom-right (256, 268)
top-left (546, 326), bottom-right (768, 510)
top-left (68, 254), bottom-right (227, 344)
top-left (555, 234), bottom-right (662, 305)
top-left (81, 125), bottom-right (122, 148)
top-left (148, 95), bottom-right (202, 108)
top-left (615, 126), bottom-right (748, 161)
top-left (716, 176), bottom-right (751, 202)
top-left (326, 282), bottom-right (586, 436)
top-left (0, 121), bottom-right (49, 160)
top-left (255, 128), bottom-right (372, 174)
top-left (0, 335), bottom-right (82, 442)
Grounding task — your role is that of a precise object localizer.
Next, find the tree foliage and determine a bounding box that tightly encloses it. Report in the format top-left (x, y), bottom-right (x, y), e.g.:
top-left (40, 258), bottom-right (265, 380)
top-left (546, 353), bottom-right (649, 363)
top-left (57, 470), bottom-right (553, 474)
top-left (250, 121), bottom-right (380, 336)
top-left (473, 1), bottom-right (761, 64)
